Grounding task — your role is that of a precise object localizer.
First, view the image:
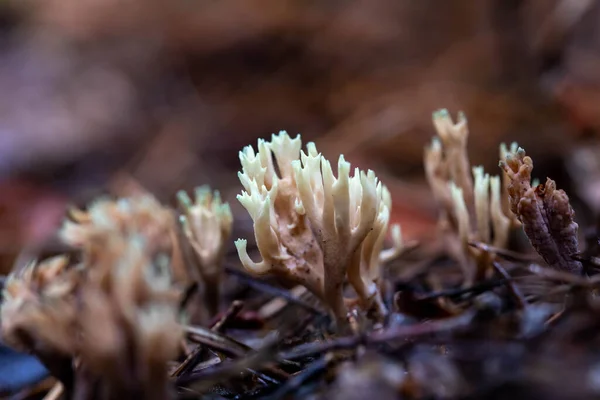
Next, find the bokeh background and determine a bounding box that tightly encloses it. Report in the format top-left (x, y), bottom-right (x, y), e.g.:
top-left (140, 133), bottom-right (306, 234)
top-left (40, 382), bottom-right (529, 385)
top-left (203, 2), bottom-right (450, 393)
top-left (1, 0), bottom-right (600, 274)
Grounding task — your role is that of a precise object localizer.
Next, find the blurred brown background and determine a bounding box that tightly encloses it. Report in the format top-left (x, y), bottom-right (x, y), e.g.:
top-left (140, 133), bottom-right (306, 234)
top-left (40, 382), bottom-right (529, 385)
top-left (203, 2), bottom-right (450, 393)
top-left (1, 0), bottom-right (600, 272)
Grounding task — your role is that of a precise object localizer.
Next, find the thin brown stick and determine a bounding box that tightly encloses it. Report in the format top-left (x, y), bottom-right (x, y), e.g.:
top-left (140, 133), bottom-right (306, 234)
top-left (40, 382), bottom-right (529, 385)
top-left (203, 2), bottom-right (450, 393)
top-left (41, 382), bottom-right (63, 400)
top-left (492, 261), bottom-right (527, 309)
top-left (469, 241), bottom-right (537, 262)
top-left (172, 301), bottom-right (244, 377)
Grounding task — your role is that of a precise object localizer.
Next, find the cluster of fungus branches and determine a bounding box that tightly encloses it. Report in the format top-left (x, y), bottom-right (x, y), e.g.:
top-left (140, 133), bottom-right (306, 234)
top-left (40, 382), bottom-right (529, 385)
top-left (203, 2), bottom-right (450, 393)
top-left (1, 190), bottom-right (233, 398)
top-left (234, 132), bottom-right (404, 328)
top-left (3, 200), bottom-right (183, 399)
top-left (424, 109), bottom-right (519, 286)
top-left (423, 108), bottom-right (582, 286)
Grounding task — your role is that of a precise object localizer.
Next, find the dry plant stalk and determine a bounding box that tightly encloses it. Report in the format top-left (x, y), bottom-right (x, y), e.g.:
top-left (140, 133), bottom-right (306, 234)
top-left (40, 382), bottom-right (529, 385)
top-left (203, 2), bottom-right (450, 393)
top-left (424, 109), bottom-right (514, 285)
top-left (178, 186), bottom-right (233, 315)
top-left (500, 147), bottom-right (582, 274)
top-left (235, 131), bottom-right (403, 328)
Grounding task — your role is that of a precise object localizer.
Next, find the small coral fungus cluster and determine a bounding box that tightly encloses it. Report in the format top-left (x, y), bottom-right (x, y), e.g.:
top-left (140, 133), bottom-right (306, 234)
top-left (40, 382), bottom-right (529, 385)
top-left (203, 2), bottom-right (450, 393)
top-left (423, 108), bottom-right (581, 287)
top-left (424, 110), bottom-right (519, 286)
top-left (0, 108), bottom-right (586, 398)
top-left (1, 192), bottom-right (232, 398)
top-left (235, 132), bottom-right (404, 327)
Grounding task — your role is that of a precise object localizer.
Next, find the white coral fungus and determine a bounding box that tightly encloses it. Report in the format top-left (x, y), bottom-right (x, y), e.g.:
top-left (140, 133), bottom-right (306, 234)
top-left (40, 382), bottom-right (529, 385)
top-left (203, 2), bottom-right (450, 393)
top-left (177, 186), bottom-right (233, 314)
top-left (234, 131), bottom-right (403, 326)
